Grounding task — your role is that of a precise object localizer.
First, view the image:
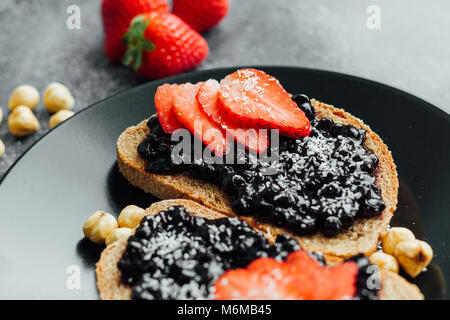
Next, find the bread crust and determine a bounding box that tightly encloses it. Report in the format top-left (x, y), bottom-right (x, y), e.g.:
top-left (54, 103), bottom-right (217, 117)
top-left (96, 199), bottom-right (422, 300)
top-left (117, 100), bottom-right (398, 258)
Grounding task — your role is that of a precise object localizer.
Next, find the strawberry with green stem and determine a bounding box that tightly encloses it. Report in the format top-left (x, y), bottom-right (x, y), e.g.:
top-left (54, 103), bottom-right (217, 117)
top-left (101, 0), bottom-right (169, 62)
top-left (122, 12), bottom-right (209, 79)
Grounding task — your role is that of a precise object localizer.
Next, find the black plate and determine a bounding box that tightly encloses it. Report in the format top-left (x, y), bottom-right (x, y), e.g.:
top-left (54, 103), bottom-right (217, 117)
top-left (0, 67), bottom-right (449, 299)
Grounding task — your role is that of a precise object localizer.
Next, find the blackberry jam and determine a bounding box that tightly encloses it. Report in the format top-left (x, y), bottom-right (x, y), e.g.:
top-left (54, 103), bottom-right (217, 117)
top-left (117, 206), bottom-right (379, 300)
top-left (118, 206), bottom-right (301, 300)
top-left (137, 96), bottom-right (386, 237)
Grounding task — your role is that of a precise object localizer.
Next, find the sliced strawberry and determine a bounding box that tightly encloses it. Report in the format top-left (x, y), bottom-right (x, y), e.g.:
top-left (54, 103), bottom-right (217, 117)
top-left (328, 263), bottom-right (358, 299)
top-left (213, 249), bottom-right (360, 300)
top-left (247, 257), bottom-right (285, 274)
top-left (154, 83), bottom-right (184, 133)
top-left (197, 79), bottom-right (268, 153)
top-left (214, 269), bottom-right (303, 300)
top-left (218, 68), bottom-right (311, 138)
top-left (285, 251), bottom-right (323, 299)
top-left (172, 82), bottom-right (228, 156)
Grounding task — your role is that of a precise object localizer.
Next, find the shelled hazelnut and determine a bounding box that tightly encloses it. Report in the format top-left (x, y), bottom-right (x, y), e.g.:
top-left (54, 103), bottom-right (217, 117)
top-left (369, 252), bottom-right (399, 273)
top-left (8, 106), bottom-right (39, 137)
top-left (380, 227), bottom-right (433, 278)
top-left (83, 211), bottom-right (118, 245)
top-left (395, 240), bottom-right (433, 278)
top-left (118, 205), bottom-right (146, 229)
top-left (380, 227), bottom-right (415, 256)
top-left (105, 228), bottom-right (133, 246)
top-left (9, 85), bottom-right (40, 110)
top-left (49, 110), bottom-right (74, 129)
top-left (43, 82), bottom-right (75, 113)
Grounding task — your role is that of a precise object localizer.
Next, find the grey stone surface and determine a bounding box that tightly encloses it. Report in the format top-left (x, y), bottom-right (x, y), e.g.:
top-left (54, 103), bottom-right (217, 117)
top-left (0, 0), bottom-right (449, 177)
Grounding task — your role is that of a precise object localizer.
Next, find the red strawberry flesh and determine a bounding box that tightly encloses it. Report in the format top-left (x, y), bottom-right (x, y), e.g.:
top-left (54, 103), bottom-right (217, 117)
top-left (154, 84), bottom-right (184, 133)
top-left (219, 68), bottom-right (311, 138)
top-left (197, 79), bottom-right (268, 153)
top-left (214, 249), bottom-right (358, 300)
top-left (172, 0), bottom-right (229, 33)
top-left (214, 269), bottom-right (303, 300)
top-left (172, 82), bottom-right (228, 156)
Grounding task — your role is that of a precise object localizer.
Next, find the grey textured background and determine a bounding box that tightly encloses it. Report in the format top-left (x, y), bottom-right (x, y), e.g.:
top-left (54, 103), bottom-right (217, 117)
top-left (0, 0), bottom-right (449, 177)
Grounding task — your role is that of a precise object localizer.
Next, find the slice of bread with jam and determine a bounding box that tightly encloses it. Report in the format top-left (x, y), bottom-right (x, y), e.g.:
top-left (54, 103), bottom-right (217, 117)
top-left (117, 98), bottom-right (398, 259)
top-left (95, 200), bottom-right (422, 300)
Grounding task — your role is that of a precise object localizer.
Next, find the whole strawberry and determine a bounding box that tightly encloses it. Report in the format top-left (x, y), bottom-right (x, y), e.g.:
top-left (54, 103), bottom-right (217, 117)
top-left (122, 11), bottom-right (209, 79)
top-left (101, 0), bottom-right (169, 62)
top-left (172, 0), bottom-right (229, 33)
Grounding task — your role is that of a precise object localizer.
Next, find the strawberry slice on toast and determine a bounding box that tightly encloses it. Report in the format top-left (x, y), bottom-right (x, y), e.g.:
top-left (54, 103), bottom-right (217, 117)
top-left (214, 249), bottom-right (358, 300)
top-left (197, 79), bottom-right (268, 153)
top-left (172, 82), bottom-right (228, 156)
top-left (154, 83), bottom-right (184, 134)
top-left (286, 250), bottom-right (357, 300)
top-left (214, 268), bottom-right (303, 300)
top-left (218, 68), bottom-right (311, 138)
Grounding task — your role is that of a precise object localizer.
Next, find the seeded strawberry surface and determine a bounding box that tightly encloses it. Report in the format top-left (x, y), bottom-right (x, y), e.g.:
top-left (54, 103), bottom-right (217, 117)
top-left (197, 79), bottom-right (269, 153)
top-left (172, 0), bottom-right (229, 33)
top-left (218, 68), bottom-right (311, 138)
top-left (172, 82), bottom-right (228, 156)
top-left (154, 84), bottom-right (184, 133)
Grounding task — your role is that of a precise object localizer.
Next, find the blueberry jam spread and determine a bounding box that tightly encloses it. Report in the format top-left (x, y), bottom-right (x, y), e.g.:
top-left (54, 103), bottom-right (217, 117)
top-left (118, 206), bottom-right (301, 299)
top-left (117, 206), bottom-right (379, 300)
top-left (137, 95), bottom-right (385, 237)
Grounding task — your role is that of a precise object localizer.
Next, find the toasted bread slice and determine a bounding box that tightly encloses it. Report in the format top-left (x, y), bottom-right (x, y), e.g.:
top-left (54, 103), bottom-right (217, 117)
top-left (95, 199), bottom-right (422, 300)
top-left (117, 100), bottom-right (398, 258)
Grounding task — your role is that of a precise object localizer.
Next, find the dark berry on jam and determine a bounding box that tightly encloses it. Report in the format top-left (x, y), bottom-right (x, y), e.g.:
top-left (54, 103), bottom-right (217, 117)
top-left (147, 116), bottom-right (164, 135)
top-left (320, 183), bottom-right (340, 197)
top-left (118, 206), bottom-right (301, 300)
top-left (323, 216), bottom-right (343, 237)
top-left (137, 94), bottom-right (385, 238)
top-left (292, 94), bottom-right (316, 121)
top-left (362, 198), bottom-right (386, 217)
top-left (342, 125), bottom-right (361, 140)
top-left (291, 93), bottom-right (310, 106)
top-left (331, 123), bottom-right (345, 137)
top-left (317, 118), bottom-right (334, 132)
top-left (147, 158), bottom-right (172, 173)
top-left (346, 254), bottom-right (380, 300)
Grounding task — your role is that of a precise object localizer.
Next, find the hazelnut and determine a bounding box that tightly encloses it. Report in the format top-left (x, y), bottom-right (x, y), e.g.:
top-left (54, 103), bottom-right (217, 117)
top-left (43, 82), bottom-right (75, 113)
top-left (0, 139), bottom-right (5, 158)
top-left (49, 110), bottom-right (75, 129)
top-left (83, 211), bottom-right (118, 245)
top-left (9, 85), bottom-right (40, 110)
top-left (394, 240), bottom-right (433, 278)
top-left (8, 106), bottom-right (40, 137)
top-left (380, 227), bottom-right (415, 255)
top-left (118, 205), bottom-right (146, 229)
top-left (369, 252), bottom-right (399, 273)
top-left (105, 228), bottom-right (133, 246)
